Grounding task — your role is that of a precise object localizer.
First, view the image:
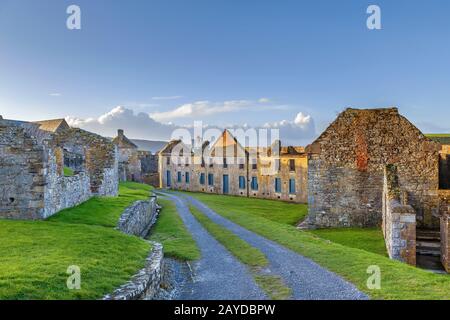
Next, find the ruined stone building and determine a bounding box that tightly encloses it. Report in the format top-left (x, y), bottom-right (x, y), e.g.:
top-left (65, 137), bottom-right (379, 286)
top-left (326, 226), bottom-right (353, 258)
top-left (112, 129), bottom-right (159, 186)
top-left (302, 107), bottom-right (450, 272)
top-left (158, 130), bottom-right (308, 203)
top-left (0, 117), bottom-right (119, 220)
top-left (113, 129), bottom-right (142, 182)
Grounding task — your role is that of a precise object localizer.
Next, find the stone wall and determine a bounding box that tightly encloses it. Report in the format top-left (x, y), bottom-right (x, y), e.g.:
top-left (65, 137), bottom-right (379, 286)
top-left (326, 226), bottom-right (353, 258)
top-left (118, 148), bottom-right (141, 182)
top-left (103, 242), bottom-right (164, 300)
top-left (42, 146), bottom-right (92, 218)
top-left (382, 165), bottom-right (416, 265)
top-left (54, 128), bottom-right (119, 196)
top-left (117, 197), bottom-right (159, 237)
top-left (0, 122), bottom-right (47, 219)
top-left (105, 196), bottom-right (163, 300)
top-left (441, 214), bottom-right (450, 272)
top-left (306, 108), bottom-right (440, 228)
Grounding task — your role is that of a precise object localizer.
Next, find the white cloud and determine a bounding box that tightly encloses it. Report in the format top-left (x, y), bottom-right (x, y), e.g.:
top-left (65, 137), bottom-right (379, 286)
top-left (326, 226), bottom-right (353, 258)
top-left (294, 112), bottom-right (312, 126)
top-left (66, 106), bottom-right (317, 146)
top-left (150, 100), bottom-right (255, 122)
top-left (258, 97), bottom-right (270, 103)
top-left (151, 96), bottom-right (183, 100)
top-left (49, 93), bottom-right (62, 97)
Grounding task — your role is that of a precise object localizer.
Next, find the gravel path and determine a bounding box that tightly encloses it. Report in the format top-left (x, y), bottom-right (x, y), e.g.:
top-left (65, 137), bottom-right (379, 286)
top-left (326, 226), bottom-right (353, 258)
top-left (156, 192), bottom-right (267, 300)
top-left (165, 191), bottom-right (369, 300)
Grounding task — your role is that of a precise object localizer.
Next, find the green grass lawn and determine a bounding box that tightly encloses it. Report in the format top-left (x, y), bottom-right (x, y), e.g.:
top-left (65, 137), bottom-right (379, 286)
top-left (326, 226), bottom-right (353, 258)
top-left (309, 228), bottom-right (388, 256)
top-left (182, 191), bottom-right (308, 226)
top-left (148, 199), bottom-right (200, 261)
top-left (0, 182), bottom-right (153, 300)
top-left (185, 192), bottom-right (450, 300)
top-left (189, 205), bottom-right (291, 300)
top-left (63, 167), bottom-right (74, 177)
top-left (49, 182), bottom-right (153, 227)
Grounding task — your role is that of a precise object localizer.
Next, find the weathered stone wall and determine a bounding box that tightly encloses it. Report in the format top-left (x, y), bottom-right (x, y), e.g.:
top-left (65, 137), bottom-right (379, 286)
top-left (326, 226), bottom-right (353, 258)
top-left (306, 108), bottom-right (440, 228)
top-left (382, 165), bottom-right (416, 265)
top-left (139, 151), bottom-right (158, 173)
top-left (42, 146), bottom-right (92, 218)
top-left (441, 214), bottom-right (450, 272)
top-left (54, 128), bottom-right (119, 196)
top-left (0, 122), bottom-right (47, 219)
top-left (117, 197), bottom-right (159, 237)
top-left (0, 122), bottom-right (95, 219)
top-left (118, 148), bottom-right (141, 182)
top-left (103, 242), bottom-right (164, 300)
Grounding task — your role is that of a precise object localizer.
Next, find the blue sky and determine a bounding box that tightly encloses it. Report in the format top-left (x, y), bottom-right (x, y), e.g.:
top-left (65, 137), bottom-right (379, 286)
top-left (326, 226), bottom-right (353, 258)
top-left (0, 0), bottom-right (449, 143)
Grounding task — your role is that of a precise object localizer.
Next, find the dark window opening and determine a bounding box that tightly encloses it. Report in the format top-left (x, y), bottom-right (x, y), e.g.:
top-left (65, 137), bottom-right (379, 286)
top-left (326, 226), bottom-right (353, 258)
top-left (223, 158), bottom-right (228, 168)
top-left (289, 159), bottom-right (295, 172)
top-left (439, 153), bottom-right (450, 189)
top-left (9, 197), bottom-right (15, 203)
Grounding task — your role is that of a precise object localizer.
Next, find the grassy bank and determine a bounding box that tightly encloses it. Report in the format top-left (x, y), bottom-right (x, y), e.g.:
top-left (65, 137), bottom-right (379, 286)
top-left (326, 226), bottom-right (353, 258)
top-left (0, 182), bottom-right (153, 299)
top-left (310, 228), bottom-right (388, 256)
top-left (148, 199), bottom-right (200, 261)
top-left (186, 192), bottom-right (450, 300)
top-left (189, 205), bottom-right (291, 300)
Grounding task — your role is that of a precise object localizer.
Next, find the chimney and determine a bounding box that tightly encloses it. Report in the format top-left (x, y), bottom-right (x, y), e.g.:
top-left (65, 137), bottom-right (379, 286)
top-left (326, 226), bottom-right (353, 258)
top-left (118, 129), bottom-right (124, 137)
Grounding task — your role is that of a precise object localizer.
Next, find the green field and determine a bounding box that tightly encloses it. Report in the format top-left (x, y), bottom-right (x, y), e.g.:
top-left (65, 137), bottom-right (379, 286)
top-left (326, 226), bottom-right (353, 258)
top-left (310, 228), bottom-right (388, 256)
top-left (426, 134), bottom-right (450, 145)
top-left (182, 191), bottom-right (307, 226)
top-left (185, 191), bottom-right (450, 300)
top-left (189, 205), bottom-right (291, 300)
top-left (148, 199), bottom-right (200, 261)
top-left (0, 182), bottom-right (153, 300)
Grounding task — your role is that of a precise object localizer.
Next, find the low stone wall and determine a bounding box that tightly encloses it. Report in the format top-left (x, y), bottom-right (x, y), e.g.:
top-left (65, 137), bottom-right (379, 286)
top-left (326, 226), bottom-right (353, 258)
top-left (441, 214), bottom-right (450, 272)
top-left (103, 242), bottom-right (164, 300)
top-left (104, 196), bottom-right (164, 300)
top-left (117, 196), bottom-right (159, 237)
top-left (382, 165), bottom-right (416, 265)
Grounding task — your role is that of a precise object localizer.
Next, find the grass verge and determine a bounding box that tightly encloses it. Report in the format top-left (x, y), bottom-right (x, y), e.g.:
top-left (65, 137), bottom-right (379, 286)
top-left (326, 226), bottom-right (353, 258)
top-left (0, 182), bottom-right (154, 299)
top-left (187, 192), bottom-right (450, 300)
top-left (309, 228), bottom-right (388, 256)
top-left (189, 205), bottom-right (292, 300)
top-left (148, 199), bottom-right (200, 261)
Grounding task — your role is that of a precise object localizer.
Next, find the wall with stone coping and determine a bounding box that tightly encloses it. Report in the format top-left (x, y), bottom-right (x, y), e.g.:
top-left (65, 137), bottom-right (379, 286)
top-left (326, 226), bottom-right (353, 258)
top-left (117, 197), bottom-right (159, 237)
top-left (382, 165), bottom-right (416, 266)
top-left (103, 242), bottom-right (164, 300)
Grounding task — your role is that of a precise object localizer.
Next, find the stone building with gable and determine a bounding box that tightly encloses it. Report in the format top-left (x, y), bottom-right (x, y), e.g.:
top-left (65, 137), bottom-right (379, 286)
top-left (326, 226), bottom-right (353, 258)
top-left (158, 130), bottom-right (308, 203)
top-left (112, 129), bottom-right (142, 182)
top-left (302, 107), bottom-right (450, 272)
top-left (0, 116), bottom-right (119, 220)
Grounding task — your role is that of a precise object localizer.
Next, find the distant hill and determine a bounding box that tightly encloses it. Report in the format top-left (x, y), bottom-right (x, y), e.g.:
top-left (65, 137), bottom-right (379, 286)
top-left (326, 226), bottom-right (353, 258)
top-left (131, 139), bottom-right (168, 154)
top-left (426, 134), bottom-right (450, 145)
